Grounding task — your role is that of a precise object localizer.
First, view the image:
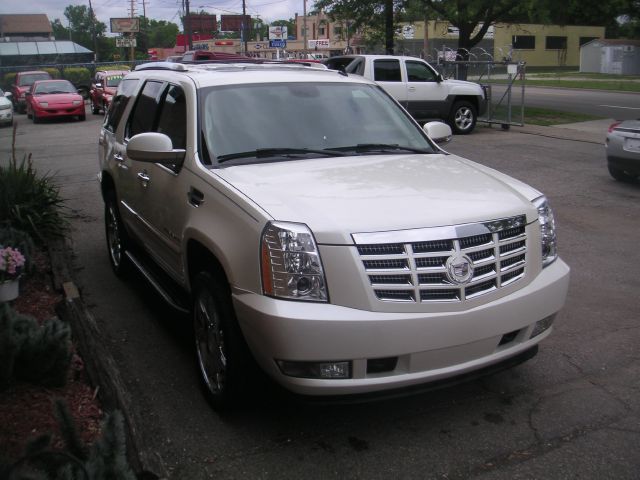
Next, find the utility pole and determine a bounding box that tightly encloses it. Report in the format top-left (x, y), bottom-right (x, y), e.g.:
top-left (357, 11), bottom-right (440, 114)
top-left (184, 0), bottom-right (193, 51)
top-left (88, 0), bottom-right (98, 62)
top-left (242, 0), bottom-right (248, 54)
top-left (130, 0), bottom-right (136, 61)
top-left (303, 0), bottom-right (308, 58)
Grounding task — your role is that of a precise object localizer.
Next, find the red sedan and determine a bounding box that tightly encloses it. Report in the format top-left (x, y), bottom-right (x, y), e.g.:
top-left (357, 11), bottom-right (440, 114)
top-left (26, 79), bottom-right (86, 123)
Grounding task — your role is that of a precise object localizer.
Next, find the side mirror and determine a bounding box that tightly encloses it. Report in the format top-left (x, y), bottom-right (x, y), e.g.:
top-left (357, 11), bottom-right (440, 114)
top-left (4, 91), bottom-right (13, 99)
top-left (436, 73), bottom-right (444, 83)
top-left (127, 132), bottom-right (186, 165)
top-left (423, 121), bottom-right (452, 144)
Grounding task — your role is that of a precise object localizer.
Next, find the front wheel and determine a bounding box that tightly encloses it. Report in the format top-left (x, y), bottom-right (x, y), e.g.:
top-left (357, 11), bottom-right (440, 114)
top-left (104, 192), bottom-right (130, 277)
top-left (449, 101), bottom-right (477, 135)
top-left (193, 271), bottom-right (252, 411)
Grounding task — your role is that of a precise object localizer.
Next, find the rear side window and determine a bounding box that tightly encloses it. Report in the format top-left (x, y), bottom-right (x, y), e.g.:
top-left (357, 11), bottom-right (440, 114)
top-left (127, 80), bottom-right (164, 138)
top-left (156, 85), bottom-right (186, 149)
top-left (406, 61), bottom-right (439, 82)
top-left (104, 78), bottom-right (139, 133)
top-left (373, 59), bottom-right (402, 82)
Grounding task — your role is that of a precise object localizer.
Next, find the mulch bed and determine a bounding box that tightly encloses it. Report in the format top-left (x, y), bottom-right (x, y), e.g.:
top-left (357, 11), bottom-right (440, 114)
top-left (0, 248), bottom-right (104, 463)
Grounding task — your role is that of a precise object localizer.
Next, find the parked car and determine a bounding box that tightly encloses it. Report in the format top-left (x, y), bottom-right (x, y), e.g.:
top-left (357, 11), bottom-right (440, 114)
top-left (0, 88), bottom-right (13, 127)
top-left (26, 79), bottom-right (85, 123)
top-left (325, 55), bottom-right (488, 134)
top-left (90, 70), bottom-right (129, 114)
top-left (11, 70), bottom-right (53, 113)
top-left (606, 119), bottom-right (640, 182)
top-left (98, 61), bottom-right (569, 410)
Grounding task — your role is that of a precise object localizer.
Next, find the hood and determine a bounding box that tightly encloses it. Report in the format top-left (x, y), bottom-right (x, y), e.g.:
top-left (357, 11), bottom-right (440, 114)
top-left (33, 92), bottom-right (82, 105)
top-left (215, 154), bottom-right (539, 244)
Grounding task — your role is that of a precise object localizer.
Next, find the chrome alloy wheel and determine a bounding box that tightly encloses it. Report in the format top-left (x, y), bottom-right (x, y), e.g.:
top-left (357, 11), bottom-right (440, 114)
top-left (454, 106), bottom-right (474, 132)
top-left (194, 291), bottom-right (227, 396)
top-left (106, 203), bottom-right (123, 269)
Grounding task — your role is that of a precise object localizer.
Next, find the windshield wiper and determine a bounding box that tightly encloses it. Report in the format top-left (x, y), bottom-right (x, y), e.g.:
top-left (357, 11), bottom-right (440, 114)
top-left (332, 143), bottom-right (433, 154)
top-left (217, 147), bottom-right (347, 164)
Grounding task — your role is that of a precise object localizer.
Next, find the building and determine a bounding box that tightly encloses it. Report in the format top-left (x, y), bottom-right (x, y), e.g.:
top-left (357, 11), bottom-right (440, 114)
top-left (0, 13), bottom-right (53, 41)
top-left (0, 14), bottom-right (93, 66)
top-left (580, 39), bottom-right (640, 75)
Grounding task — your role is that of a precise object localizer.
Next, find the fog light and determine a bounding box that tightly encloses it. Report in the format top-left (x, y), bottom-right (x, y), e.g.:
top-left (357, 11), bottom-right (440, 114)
top-left (277, 360), bottom-right (351, 379)
top-left (531, 315), bottom-right (555, 338)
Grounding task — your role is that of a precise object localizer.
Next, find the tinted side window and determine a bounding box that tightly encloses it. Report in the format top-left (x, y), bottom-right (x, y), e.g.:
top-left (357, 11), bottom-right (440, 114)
top-left (156, 85), bottom-right (186, 149)
top-left (127, 80), bottom-right (164, 138)
top-left (406, 61), bottom-right (438, 82)
top-left (373, 59), bottom-right (402, 82)
top-left (104, 78), bottom-right (139, 133)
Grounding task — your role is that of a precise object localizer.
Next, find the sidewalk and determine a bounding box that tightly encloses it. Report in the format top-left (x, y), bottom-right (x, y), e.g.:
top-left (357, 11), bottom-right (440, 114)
top-left (511, 118), bottom-right (613, 144)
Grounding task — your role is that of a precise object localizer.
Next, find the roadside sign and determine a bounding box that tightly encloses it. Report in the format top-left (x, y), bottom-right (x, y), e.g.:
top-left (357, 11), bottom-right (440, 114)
top-left (116, 38), bottom-right (137, 48)
top-left (308, 39), bottom-right (330, 49)
top-left (269, 39), bottom-right (286, 49)
top-left (110, 18), bottom-right (140, 33)
top-left (269, 26), bottom-right (287, 40)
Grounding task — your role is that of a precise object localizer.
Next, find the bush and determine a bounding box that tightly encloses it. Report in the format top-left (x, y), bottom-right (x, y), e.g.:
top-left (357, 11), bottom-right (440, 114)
top-left (99, 64), bottom-right (131, 73)
top-left (41, 67), bottom-right (61, 79)
top-left (0, 401), bottom-right (137, 479)
top-left (62, 67), bottom-right (91, 87)
top-left (0, 304), bottom-right (72, 389)
top-left (0, 126), bottom-right (68, 243)
top-left (1, 72), bottom-right (16, 90)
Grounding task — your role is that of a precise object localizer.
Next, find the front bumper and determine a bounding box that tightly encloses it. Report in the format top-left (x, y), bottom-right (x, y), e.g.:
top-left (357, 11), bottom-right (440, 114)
top-left (233, 258), bottom-right (570, 396)
top-left (0, 109), bottom-right (12, 124)
top-left (33, 104), bottom-right (85, 118)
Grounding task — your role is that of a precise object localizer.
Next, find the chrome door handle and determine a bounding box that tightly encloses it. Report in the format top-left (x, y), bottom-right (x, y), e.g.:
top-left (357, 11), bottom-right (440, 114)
top-left (113, 153), bottom-right (124, 162)
top-left (137, 172), bottom-right (150, 183)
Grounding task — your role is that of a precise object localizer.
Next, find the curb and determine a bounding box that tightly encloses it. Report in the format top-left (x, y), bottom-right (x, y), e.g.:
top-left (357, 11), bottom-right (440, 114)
top-left (50, 237), bottom-right (169, 480)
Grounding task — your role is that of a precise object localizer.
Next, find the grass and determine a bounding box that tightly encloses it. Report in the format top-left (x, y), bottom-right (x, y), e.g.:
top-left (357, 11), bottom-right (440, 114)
top-left (487, 105), bottom-right (603, 126)
top-left (482, 71), bottom-right (640, 92)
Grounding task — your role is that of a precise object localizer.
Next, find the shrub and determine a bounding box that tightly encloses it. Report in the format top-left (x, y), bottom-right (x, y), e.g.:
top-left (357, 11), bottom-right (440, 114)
top-left (2, 72), bottom-right (16, 90)
top-left (62, 67), bottom-right (91, 87)
top-left (0, 126), bottom-right (68, 244)
top-left (41, 67), bottom-right (61, 79)
top-left (99, 64), bottom-right (131, 73)
top-left (0, 400), bottom-right (137, 479)
top-left (0, 304), bottom-right (72, 389)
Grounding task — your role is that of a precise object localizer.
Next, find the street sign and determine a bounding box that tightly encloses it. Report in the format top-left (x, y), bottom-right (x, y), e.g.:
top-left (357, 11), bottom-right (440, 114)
top-left (269, 39), bottom-right (286, 49)
top-left (116, 38), bottom-right (137, 48)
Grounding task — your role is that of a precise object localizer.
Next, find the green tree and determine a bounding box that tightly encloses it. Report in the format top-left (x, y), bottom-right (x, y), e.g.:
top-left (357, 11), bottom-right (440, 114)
top-left (136, 17), bottom-right (180, 56)
top-left (51, 5), bottom-right (109, 61)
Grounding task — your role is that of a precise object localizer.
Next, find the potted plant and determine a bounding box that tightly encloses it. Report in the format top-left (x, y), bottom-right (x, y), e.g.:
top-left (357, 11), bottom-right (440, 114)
top-left (0, 246), bottom-right (26, 302)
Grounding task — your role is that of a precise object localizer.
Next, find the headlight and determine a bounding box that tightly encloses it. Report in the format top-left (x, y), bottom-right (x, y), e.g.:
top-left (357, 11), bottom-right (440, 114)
top-left (533, 196), bottom-right (557, 267)
top-left (38, 101), bottom-right (48, 107)
top-left (261, 221), bottom-right (328, 302)
top-left (72, 100), bottom-right (82, 106)
top-left (0, 104), bottom-right (10, 111)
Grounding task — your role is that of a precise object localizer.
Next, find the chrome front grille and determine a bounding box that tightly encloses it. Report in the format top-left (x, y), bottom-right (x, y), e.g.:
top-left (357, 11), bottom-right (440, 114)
top-left (355, 216), bottom-right (528, 303)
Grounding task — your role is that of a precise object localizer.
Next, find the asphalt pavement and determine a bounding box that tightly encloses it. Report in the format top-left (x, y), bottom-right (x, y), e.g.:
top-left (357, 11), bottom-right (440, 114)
top-left (1, 109), bottom-right (639, 479)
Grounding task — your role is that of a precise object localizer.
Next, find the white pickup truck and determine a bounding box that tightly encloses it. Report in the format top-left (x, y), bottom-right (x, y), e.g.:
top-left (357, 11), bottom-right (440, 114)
top-left (326, 54), bottom-right (488, 134)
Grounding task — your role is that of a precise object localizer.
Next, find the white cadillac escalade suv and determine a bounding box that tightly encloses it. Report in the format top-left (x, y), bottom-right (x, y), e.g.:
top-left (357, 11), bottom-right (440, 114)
top-left (98, 61), bottom-right (570, 410)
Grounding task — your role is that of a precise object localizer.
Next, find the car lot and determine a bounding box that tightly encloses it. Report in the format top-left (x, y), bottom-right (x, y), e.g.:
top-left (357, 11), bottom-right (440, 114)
top-left (1, 110), bottom-right (639, 479)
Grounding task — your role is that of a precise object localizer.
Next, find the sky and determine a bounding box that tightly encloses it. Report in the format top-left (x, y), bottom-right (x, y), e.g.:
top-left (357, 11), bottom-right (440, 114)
top-left (0, 0), bottom-right (312, 29)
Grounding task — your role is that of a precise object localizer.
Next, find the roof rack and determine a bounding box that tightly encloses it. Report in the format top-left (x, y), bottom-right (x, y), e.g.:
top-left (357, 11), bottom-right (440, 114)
top-left (134, 62), bottom-right (188, 72)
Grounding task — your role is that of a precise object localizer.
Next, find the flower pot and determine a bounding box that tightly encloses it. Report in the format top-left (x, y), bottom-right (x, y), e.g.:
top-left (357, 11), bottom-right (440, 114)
top-left (0, 279), bottom-right (20, 302)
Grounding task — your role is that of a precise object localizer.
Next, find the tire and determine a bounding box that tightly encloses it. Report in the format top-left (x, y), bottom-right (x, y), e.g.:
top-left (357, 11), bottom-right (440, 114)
top-left (449, 101), bottom-right (477, 135)
top-left (78, 114), bottom-right (86, 121)
top-left (32, 113), bottom-right (40, 124)
top-left (104, 192), bottom-right (130, 277)
top-left (92, 101), bottom-right (100, 114)
top-left (608, 164), bottom-right (638, 182)
top-left (192, 271), bottom-right (252, 410)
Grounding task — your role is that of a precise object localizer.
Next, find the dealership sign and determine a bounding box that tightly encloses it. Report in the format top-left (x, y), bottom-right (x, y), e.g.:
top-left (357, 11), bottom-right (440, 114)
top-left (110, 17), bottom-right (140, 33)
top-left (308, 39), bottom-right (330, 49)
top-left (269, 26), bottom-right (287, 40)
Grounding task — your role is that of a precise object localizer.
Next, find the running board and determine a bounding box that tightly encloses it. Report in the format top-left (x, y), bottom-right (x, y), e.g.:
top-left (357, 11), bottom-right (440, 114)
top-left (124, 250), bottom-right (190, 314)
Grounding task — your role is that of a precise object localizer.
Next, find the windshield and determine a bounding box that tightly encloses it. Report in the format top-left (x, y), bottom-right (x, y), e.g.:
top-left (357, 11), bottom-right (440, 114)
top-left (106, 75), bottom-right (124, 87)
top-left (19, 73), bottom-right (51, 86)
top-left (33, 80), bottom-right (76, 94)
top-left (201, 82), bottom-right (435, 165)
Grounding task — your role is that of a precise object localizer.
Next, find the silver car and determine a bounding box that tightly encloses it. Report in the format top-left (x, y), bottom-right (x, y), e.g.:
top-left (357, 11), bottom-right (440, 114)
top-left (606, 119), bottom-right (640, 182)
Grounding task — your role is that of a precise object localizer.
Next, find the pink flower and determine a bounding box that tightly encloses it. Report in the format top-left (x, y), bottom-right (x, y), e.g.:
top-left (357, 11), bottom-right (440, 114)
top-left (0, 246), bottom-right (26, 282)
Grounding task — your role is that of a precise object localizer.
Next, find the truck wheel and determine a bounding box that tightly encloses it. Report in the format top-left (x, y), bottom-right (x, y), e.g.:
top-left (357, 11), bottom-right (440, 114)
top-left (608, 165), bottom-right (637, 182)
top-left (193, 271), bottom-right (251, 411)
top-left (104, 192), bottom-right (130, 277)
top-left (449, 101), bottom-right (477, 135)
